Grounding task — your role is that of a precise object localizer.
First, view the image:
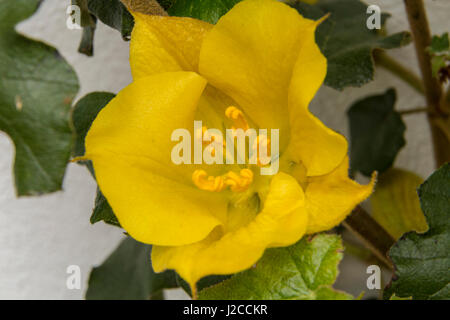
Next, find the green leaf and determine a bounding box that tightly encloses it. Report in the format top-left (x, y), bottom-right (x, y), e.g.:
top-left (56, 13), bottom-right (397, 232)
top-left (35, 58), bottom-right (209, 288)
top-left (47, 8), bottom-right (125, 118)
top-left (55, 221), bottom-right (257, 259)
top-left (431, 55), bottom-right (448, 77)
top-left (0, 0), bottom-right (79, 196)
top-left (71, 0), bottom-right (97, 56)
top-left (73, 0), bottom-right (134, 53)
top-left (86, 237), bottom-right (178, 299)
top-left (384, 163), bottom-right (450, 300)
top-left (347, 88), bottom-right (406, 177)
top-left (176, 273), bottom-right (232, 298)
top-left (72, 92), bottom-right (115, 158)
top-left (165, 0), bottom-right (242, 24)
top-left (389, 293), bottom-right (412, 300)
top-left (292, 0), bottom-right (411, 90)
top-left (371, 168), bottom-right (428, 240)
top-left (428, 32), bottom-right (449, 54)
top-left (90, 188), bottom-right (120, 227)
top-left (72, 92), bottom-right (120, 227)
top-left (199, 234), bottom-right (352, 300)
top-left (87, 0), bottom-right (134, 40)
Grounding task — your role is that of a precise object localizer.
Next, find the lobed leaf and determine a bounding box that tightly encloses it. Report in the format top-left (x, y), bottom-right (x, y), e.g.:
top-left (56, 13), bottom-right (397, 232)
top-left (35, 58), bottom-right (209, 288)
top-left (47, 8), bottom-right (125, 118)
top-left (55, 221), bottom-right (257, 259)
top-left (199, 234), bottom-right (352, 300)
top-left (347, 88), bottom-right (406, 176)
top-left (384, 164), bottom-right (450, 300)
top-left (292, 0), bottom-right (411, 90)
top-left (86, 237), bottom-right (178, 299)
top-left (0, 0), bottom-right (79, 196)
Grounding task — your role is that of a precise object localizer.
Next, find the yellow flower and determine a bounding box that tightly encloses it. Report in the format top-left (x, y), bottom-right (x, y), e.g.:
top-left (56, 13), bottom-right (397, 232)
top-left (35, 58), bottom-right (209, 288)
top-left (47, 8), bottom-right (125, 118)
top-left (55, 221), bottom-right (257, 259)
top-left (83, 0), bottom-right (375, 292)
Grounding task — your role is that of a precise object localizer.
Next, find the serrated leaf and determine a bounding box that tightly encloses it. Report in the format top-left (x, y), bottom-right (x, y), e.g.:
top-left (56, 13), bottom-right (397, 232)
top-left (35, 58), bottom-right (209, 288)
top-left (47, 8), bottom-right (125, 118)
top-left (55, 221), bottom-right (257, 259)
top-left (199, 234), bottom-right (352, 300)
top-left (72, 92), bottom-right (120, 227)
top-left (165, 0), bottom-right (242, 24)
top-left (371, 168), bottom-right (428, 240)
top-left (0, 0), bottom-right (79, 196)
top-left (348, 88), bottom-right (406, 176)
top-left (86, 237), bottom-right (178, 299)
top-left (384, 164), bottom-right (450, 300)
top-left (292, 0), bottom-right (411, 90)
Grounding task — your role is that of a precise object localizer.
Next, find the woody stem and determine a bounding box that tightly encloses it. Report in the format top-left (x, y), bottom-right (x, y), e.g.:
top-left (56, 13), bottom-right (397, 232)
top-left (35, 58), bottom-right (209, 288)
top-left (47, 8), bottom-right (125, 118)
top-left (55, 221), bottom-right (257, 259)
top-left (342, 206), bottom-right (395, 270)
top-left (404, 0), bottom-right (450, 168)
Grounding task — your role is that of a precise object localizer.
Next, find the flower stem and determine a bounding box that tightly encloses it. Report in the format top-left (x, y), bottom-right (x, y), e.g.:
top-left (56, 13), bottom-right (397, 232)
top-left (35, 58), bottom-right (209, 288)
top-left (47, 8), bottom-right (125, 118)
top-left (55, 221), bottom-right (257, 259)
top-left (403, 0), bottom-right (450, 168)
top-left (342, 206), bottom-right (395, 270)
top-left (374, 50), bottom-right (425, 95)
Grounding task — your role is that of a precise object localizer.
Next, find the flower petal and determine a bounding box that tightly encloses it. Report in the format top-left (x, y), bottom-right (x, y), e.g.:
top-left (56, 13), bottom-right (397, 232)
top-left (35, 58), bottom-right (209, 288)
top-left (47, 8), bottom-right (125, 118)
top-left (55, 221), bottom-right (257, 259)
top-left (152, 172), bottom-right (308, 288)
top-left (285, 19), bottom-right (348, 176)
top-left (85, 72), bottom-right (227, 246)
top-left (130, 12), bottom-right (212, 79)
top-left (199, 0), bottom-right (317, 147)
top-left (304, 157), bottom-right (376, 234)
top-left (130, 11), bottom-right (239, 162)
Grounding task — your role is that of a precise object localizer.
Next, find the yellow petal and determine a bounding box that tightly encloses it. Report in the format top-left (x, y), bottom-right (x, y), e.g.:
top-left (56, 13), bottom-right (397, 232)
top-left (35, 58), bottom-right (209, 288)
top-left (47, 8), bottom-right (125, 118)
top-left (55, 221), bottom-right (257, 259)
top-left (152, 172), bottom-right (308, 288)
top-left (286, 19), bottom-right (348, 176)
top-left (85, 72), bottom-right (227, 246)
top-left (130, 12), bottom-right (212, 79)
top-left (199, 0), bottom-right (317, 148)
top-left (304, 157), bottom-right (376, 234)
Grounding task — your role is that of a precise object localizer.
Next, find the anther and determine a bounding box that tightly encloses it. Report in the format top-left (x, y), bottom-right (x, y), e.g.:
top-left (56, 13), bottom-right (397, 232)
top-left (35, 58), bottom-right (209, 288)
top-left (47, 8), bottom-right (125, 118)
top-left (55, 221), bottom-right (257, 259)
top-left (225, 106), bottom-right (249, 131)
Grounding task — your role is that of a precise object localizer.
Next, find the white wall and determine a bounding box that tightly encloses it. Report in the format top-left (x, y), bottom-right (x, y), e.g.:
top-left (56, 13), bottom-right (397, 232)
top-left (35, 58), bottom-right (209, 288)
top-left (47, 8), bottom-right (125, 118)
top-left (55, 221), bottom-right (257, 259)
top-left (0, 0), bottom-right (448, 299)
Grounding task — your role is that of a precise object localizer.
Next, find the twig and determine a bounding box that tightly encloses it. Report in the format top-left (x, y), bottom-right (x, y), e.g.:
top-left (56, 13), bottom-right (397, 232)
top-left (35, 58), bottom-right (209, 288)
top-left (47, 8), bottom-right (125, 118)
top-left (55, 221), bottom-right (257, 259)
top-left (403, 0), bottom-right (450, 168)
top-left (121, 0), bottom-right (168, 16)
top-left (374, 50), bottom-right (425, 95)
top-left (398, 106), bottom-right (430, 115)
top-left (342, 206), bottom-right (395, 270)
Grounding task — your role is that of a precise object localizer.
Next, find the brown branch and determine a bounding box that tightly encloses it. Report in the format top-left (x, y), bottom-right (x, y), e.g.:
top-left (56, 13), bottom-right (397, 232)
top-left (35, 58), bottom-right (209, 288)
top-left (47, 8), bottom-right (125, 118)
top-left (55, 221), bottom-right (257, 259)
top-left (398, 106), bottom-right (430, 115)
top-left (342, 206), bottom-right (395, 269)
top-left (121, 0), bottom-right (168, 16)
top-left (404, 0), bottom-right (450, 168)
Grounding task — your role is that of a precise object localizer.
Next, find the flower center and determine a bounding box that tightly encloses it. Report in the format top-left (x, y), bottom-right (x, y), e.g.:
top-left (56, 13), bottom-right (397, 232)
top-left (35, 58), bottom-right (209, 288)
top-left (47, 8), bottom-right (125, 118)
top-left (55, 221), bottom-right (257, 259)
top-left (192, 106), bottom-right (270, 193)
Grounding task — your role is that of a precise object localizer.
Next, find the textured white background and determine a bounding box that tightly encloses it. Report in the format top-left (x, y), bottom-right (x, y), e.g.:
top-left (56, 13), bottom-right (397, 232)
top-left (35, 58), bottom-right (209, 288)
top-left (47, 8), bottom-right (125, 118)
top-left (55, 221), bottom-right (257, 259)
top-left (0, 0), bottom-right (448, 299)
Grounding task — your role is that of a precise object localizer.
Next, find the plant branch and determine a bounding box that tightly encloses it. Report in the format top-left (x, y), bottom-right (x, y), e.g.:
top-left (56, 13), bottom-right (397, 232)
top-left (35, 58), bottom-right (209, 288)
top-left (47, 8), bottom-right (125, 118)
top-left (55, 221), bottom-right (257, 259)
top-left (404, 0), bottom-right (450, 168)
top-left (399, 106), bottom-right (430, 115)
top-left (342, 206), bottom-right (395, 270)
top-left (121, 0), bottom-right (168, 16)
top-left (374, 50), bottom-right (425, 95)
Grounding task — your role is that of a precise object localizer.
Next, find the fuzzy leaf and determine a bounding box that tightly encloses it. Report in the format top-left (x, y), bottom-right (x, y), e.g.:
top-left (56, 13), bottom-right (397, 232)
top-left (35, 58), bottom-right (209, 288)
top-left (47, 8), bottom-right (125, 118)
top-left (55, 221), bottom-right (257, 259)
top-left (165, 0), bottom-right (242, 24)
top-left (88, 0), bottom-right (134, 39)
top-left (0, 0), bottom-right (79, 196)
top-left (292, 0), bottom-right (411, 90)
top-left (384, 164), bottom-right (450, 300)
top-left (72, 92), bottom-right (120, 227)
top-left (199, 234), bottom-right (352, 300)
top-left (86, 237), bottom-right (178, 299)
top-left (348, 88), bottom-right (406, 176)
